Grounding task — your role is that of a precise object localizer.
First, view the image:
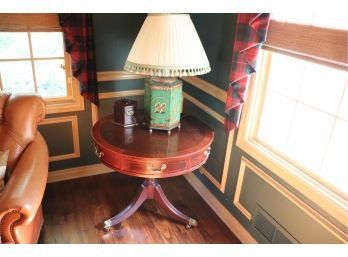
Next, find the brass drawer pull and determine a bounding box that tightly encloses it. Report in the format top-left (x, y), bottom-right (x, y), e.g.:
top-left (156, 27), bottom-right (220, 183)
top-left (147, 164), bottom-right (167, 173)
top-left (94, 144), bottom-right (104, 158)
top-left (204, 147), bottom-right (211, 157)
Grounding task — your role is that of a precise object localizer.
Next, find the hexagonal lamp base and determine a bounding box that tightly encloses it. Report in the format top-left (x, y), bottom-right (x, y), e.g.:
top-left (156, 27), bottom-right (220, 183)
top-left (144, 77), bottom-right (182, 132)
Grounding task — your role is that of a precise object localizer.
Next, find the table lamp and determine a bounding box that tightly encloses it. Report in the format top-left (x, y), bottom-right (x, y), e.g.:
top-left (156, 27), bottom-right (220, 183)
top-left (124, 14), bottom-right (211, 134)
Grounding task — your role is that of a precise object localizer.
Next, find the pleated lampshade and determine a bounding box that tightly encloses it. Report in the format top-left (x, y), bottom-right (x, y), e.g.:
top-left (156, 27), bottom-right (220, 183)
top-left (124, 14), bottom-right (211, 77)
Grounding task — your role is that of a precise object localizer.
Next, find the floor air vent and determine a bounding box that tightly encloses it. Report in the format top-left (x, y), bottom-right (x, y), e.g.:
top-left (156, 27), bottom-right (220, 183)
top-left (252, 205), bottom-right (299, 243)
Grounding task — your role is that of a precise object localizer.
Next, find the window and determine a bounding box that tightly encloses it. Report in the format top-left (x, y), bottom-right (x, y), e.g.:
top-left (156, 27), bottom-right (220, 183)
top-left (257, 51), bottom-right (347, 196)
top-left (237, 13), bottom-right (348, 225)
top-left (0, 14), bottom-right (84, 114)
top-left (0, 32), bottom-right (67, 98)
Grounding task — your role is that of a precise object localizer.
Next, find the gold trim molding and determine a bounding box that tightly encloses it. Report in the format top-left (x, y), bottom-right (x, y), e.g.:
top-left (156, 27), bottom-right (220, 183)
top-left (234, 157), bottom-right (348, 243)
top-left (184, 92), bottom-right (233, 193)
top-left (99, 89), bottom-right (144, 100)
top-left (91, 103), bottom-right (99, 126)
top-left (40, 116), bottom-right (80, 162)
top-left (97, 71), bottom-right (146, 82)
top-left (221, 129), bottom-right (234, 192)
top-left (183, 92), bottom-right (224, 124)
top-left (233, 158), bottom-right (254, 220)
top-left (96, 71), bottom-right (228, 104)
top-left (182, 76), bottom-right (227, 103)
top-left (48, 163), bottom-right (113, 183)
top-left (199, 130), bottom-right (233, 193)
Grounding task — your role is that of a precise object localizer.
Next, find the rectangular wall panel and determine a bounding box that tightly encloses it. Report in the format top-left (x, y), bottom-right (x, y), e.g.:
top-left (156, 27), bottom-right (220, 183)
top-left (39, 116), bottom-right (80, 162)
top-left (234, 157), bottom-right (346, 243)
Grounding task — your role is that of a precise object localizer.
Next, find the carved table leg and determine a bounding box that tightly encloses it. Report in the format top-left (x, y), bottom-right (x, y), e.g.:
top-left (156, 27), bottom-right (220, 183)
top-left (104, 178), bottom-right (197, 231)
top-left (104, 181), bottom-right (148, 231)
top-left (153, 181), bottom-right (197, 229)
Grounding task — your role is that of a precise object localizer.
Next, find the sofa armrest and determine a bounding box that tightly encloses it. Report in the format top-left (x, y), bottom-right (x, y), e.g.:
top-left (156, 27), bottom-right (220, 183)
top-left (0, 133), bottom-right (48, 230)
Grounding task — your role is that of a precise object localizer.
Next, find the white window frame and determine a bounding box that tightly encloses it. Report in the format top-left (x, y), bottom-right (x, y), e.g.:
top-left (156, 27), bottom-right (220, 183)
top-left (0, 14), bottom-right (84, 114)
top-left (236, 49), bottom-right (348, 227)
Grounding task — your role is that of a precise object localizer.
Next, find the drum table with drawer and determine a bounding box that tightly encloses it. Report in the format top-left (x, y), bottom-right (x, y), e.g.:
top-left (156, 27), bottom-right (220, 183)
top-left (92, 114), bottom-right (214, 230)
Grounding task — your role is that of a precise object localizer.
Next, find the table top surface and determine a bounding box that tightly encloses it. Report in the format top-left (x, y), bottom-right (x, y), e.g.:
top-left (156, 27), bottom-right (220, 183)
top-left (92, 114), bottom-right (214, 159)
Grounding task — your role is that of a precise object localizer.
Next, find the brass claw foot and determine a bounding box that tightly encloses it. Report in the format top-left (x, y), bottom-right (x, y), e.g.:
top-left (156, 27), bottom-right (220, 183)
top-left (185, 218), bottom-right (197, 229)
top-left (104, 219), bottom-right (112, 232)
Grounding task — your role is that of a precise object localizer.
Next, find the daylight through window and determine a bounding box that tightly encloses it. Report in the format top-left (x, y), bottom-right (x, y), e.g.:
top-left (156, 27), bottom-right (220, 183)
top-left (257, 50), bottom-right (348, 196)
top-left (0, 31), bottom-right (68, 98)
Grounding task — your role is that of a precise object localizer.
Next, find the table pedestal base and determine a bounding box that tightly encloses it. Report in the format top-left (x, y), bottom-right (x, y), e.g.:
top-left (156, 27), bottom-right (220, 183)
top-left (104, 178), bottom-right (197, 231)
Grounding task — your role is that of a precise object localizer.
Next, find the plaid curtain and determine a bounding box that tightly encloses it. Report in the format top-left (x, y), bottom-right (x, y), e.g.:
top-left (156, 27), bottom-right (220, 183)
top-left (225, 13), bottom-right (270, 130)
top-left (59, 14), bottom-right (99, 105)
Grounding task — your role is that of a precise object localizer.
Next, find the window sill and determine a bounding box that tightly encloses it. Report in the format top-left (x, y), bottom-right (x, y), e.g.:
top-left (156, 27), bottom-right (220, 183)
top-left (45, 78), bottom-right (85, 114)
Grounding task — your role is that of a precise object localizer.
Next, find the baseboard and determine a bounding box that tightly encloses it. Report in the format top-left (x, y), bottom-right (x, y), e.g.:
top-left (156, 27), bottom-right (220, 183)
top-left (47, 163), bottom-right (114, 183)
top-left (184, 172), bottom-right (257, 244)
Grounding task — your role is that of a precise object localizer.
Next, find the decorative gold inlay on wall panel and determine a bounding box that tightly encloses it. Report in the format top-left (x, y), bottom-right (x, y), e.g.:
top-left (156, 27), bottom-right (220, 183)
top-left (183, 92), bottom-right (224, 124)
top-left (97, 71), bottom-right (146, 82)
top-left (99, 89), bottom-right (144, 100)
top-left (234, 157), bottom-right (348, 242)
top-left (183, 91), bottom-right (233, 193)
top-left (91, 103), bottom-right (99, 126)
top-left (182, 76), bottom-right (227, 103)
top-left (40, 116), bottom-right (80, 162)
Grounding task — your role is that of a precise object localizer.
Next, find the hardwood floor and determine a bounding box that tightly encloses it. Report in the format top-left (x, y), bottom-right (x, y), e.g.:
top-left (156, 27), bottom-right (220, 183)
top-left (40, 172), bottom-right (241, 244)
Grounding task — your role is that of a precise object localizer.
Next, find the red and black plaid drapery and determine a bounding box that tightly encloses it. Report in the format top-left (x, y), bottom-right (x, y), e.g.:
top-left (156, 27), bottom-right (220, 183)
top-left (59, 14), bottom-right (99, 105)
top-left (225, 13), bottom-right (270, 130)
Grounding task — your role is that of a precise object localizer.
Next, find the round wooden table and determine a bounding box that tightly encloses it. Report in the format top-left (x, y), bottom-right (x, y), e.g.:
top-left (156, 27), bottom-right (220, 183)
top-left (92, 114), bottom-right (214, 230)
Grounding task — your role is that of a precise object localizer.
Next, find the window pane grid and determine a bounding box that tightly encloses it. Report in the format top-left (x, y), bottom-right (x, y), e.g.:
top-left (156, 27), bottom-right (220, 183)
top-left (27, 31), bottom-right (38, 93)
top-left (257, 50), bottom-right (348, 197)
top-left (0, 31), bottom-right (67, 98)
top-left (267, 88), bottom-right (348, 123)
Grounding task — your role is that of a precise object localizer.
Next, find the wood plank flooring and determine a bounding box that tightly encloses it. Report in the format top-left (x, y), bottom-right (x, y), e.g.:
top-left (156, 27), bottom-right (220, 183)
top-left (40, 172), bottom-right (240, 244)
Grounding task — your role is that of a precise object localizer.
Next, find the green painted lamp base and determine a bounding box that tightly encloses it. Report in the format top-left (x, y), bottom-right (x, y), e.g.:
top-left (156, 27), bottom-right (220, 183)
top-left (144, 77), bottom-right (182, 132)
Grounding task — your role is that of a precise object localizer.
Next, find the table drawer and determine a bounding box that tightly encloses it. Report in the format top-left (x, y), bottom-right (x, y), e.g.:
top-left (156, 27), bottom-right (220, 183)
top-left (124, 159), bottom-right (188, 176)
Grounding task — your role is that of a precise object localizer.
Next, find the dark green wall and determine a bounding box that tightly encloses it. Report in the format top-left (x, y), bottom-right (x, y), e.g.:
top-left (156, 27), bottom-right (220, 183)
top-left (94, 14), bottom-right (146, 71)
top-left (191, 14), bottom-right (235, 90)
top-left (39, 122), bottom-right (74, 156)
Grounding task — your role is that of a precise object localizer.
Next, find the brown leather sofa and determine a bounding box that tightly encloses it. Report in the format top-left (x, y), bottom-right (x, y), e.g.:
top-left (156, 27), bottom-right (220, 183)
top-left (0, 93), bottom-right (48, 244)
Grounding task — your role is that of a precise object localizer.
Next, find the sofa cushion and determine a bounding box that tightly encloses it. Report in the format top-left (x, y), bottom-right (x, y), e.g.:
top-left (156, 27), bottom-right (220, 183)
top-left (0, 149), bottom-right (9, 193)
